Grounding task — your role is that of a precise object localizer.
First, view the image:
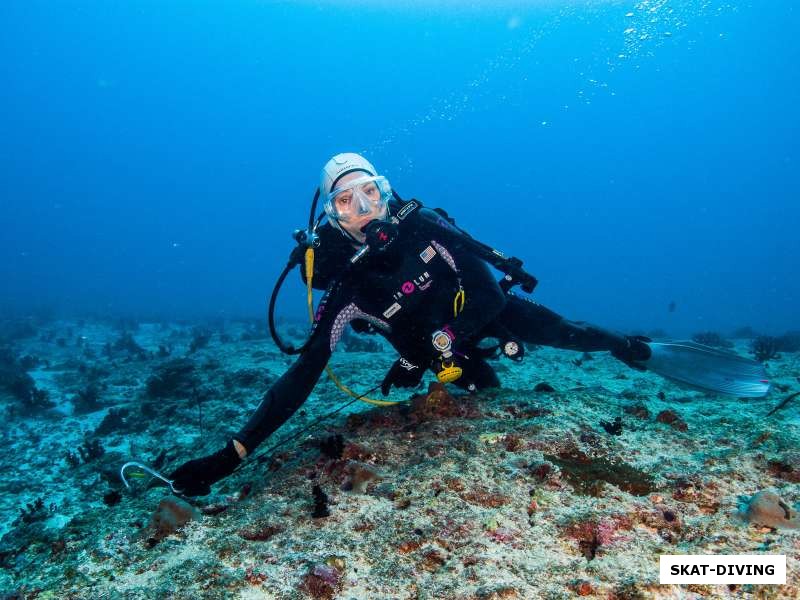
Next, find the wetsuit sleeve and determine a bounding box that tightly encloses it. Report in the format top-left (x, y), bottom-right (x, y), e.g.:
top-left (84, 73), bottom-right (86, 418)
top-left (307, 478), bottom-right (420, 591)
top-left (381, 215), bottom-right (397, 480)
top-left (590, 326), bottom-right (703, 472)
top-left (234, 286), bottom-right (346, 452)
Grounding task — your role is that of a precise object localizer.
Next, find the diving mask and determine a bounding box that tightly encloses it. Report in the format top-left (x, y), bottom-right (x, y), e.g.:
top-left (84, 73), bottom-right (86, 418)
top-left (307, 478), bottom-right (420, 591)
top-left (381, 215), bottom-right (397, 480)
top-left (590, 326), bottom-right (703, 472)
top-left (324, 175), bottom-right (392, 224)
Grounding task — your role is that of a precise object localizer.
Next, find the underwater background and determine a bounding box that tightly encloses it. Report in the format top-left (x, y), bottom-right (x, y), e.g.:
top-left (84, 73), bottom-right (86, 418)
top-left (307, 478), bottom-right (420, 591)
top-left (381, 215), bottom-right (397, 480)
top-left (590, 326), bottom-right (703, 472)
top-left (1, 1), bottom-right (799, 599)
top-left (2, 0), bottom-right (798, 335)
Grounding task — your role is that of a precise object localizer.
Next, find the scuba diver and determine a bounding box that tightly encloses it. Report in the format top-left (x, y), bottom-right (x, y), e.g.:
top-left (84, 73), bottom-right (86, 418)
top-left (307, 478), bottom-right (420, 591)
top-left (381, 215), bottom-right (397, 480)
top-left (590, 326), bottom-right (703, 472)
top-left (167, 153), bottom-right (769, 496)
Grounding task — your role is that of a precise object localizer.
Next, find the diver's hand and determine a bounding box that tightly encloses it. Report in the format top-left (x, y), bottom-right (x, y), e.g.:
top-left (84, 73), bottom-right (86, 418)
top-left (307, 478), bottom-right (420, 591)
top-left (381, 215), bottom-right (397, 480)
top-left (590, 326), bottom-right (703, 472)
top-left (611, 335), bottom-right (652, 371)
top-left (168, 440), bottom-right (242, 496)
top-left (381, 357), bottom-right (425, 395)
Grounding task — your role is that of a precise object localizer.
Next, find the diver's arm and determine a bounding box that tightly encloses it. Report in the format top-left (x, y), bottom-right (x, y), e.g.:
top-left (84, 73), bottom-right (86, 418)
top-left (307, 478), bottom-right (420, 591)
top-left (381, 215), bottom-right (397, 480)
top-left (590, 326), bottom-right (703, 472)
top-left (168, 285), bottom-right (345, 496)
top-left (233, 329), bottom-right (332, 452)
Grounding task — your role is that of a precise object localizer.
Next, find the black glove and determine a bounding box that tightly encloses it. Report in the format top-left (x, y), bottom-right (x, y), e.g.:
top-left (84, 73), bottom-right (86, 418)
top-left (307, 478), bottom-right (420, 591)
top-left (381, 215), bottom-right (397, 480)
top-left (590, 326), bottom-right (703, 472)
top-left (381, 357), bottom-right (425, 396)
top-left (168, 440), bottom-right (242, 496)
top-left (611, 335), bottom-right (652, 370)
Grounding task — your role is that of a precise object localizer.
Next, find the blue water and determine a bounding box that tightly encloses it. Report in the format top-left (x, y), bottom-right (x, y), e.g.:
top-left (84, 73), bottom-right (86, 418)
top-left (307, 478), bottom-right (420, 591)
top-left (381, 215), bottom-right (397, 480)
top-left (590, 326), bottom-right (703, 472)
top-left (2, 1), bottom-right (798, 337)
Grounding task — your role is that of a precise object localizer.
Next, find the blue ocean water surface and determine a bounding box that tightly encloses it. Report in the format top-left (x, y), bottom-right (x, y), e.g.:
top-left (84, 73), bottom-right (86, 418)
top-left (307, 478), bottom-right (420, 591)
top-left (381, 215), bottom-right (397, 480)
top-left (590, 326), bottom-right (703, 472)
top-left (1, 1), bottom-right (798, 336)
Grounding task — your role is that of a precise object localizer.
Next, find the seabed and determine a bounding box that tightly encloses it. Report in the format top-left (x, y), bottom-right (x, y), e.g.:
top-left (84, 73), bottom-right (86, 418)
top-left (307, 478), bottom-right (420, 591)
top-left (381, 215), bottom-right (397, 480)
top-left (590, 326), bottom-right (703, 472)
top-left (1, 318), bottom-right (798, 599)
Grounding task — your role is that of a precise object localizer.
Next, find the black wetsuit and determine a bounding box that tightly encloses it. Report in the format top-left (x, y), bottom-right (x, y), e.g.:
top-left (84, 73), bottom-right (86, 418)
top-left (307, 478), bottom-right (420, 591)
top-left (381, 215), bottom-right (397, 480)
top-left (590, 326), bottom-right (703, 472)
top-left (235, 199), bottom-right (629, 452)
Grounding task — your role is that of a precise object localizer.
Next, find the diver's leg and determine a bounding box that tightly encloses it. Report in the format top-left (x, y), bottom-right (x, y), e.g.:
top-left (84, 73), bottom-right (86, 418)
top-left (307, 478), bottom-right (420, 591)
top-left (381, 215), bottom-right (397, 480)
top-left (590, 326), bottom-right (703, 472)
top-left (497, 293), bottom-right (627, 352)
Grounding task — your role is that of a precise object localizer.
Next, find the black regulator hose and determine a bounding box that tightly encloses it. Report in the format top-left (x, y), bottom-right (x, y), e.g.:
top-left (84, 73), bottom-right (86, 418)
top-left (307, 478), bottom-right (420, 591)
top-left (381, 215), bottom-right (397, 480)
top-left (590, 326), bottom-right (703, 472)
top-left (268, 258), bottom-right (305, 355)
top-left (268, 188), bottom-right (323, 355)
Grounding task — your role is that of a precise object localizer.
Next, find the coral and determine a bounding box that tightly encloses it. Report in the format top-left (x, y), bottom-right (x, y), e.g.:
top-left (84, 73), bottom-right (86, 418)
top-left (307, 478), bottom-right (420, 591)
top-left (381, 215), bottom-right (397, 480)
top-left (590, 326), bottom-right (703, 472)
top-left (65, 438), bottom-right (105, 466)
top-left (71, 383), bottom-right (103, 414)
top-left (743, 490), bottom-right (799, 530)
top-left (570, 580), bottom-right (595, 596)
top-left (750, 336), bottom-right (780, 363)
top-left (766, 456), bottom-right (800, 483)
top-left (299, 563), bottom-right (342, 600)
top-left (243, 567), bottom-right (268, 585)
top-left (529, 462), bottom-right (552, 481)
top-left (142, 497), bottom-right (202, 546)
top-left (656, 409), bottom-right (688, 431)
top-left (600, 416), bottom-right (623, 435)
top-left (410, 382), bottom-right (478, 420)
top-left (319, 434), bottom-right (345, 460)
top-left (563, 514), bottom-right (634, 560)
top-left (342, 461), bottom-right (379, 493)
top-left (311, 485), bottom-right (330, 518)
top-left (503, 433), bottom-right (524, 451)
top-left (419, 549), bottom-right (446, 572)
top-left (15, 498), bottom-right (53, 526)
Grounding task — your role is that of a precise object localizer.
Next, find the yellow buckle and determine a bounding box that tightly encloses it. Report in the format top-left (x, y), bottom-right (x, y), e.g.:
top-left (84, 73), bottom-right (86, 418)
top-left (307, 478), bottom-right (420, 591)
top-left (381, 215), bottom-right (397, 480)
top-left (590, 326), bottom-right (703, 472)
top-left (436, 362), bottom-right (463, 383)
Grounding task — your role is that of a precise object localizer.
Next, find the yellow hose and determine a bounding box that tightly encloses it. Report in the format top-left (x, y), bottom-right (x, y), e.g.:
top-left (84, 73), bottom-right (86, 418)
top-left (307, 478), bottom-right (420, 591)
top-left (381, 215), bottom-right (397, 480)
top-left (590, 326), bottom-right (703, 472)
top-left (453, 287), bottom-right (465, 317)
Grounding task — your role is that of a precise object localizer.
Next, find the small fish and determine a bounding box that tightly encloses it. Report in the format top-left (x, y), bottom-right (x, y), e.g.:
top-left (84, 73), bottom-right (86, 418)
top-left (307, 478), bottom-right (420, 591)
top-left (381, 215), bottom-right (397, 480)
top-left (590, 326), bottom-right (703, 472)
top-left (668, 300), bottom-right (677, 313)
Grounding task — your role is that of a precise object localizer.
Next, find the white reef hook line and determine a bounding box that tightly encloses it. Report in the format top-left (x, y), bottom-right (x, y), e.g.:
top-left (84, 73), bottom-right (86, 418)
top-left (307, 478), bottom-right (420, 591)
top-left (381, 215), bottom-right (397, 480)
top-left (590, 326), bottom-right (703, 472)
top-left (120, 461), bottom-right (181, 494)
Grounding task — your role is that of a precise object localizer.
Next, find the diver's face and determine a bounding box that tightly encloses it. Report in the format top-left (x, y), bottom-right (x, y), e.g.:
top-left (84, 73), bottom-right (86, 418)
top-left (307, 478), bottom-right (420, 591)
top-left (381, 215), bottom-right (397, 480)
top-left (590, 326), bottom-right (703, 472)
top-left (334, 172), bottom-right (387, 243)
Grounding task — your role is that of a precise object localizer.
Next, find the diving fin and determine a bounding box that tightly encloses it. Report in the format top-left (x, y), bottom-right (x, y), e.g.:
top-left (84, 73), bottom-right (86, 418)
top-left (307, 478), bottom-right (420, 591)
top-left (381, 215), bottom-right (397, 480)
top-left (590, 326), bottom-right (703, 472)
top-left (637, 340), bottom-right (770, 398)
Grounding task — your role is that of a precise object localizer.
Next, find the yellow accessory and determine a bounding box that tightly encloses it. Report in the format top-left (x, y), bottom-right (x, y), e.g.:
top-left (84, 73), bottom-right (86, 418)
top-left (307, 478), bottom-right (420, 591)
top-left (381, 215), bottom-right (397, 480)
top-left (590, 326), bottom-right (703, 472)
top-left (453, 287), bottom-right (465, 317)
top-left (436, 361), bottom-right (463, 383)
